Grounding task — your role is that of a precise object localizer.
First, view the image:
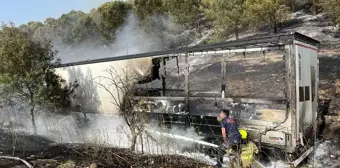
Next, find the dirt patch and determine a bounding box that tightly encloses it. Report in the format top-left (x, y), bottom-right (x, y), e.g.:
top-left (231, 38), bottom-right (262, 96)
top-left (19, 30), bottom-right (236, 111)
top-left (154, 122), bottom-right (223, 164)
top-left (321, 116), bottom-right (340, 141)
top-left (318, 46), bottom-right (340, 141)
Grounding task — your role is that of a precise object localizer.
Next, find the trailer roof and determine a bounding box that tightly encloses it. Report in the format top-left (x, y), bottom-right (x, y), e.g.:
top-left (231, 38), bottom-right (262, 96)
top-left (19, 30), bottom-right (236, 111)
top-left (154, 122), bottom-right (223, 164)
top-left (58, 32), bottom-right (320, 67)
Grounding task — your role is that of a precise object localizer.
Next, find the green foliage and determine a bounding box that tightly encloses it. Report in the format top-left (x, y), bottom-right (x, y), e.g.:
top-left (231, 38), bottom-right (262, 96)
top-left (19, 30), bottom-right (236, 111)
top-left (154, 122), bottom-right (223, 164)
top-left (33, 18), bottom-right (59, 41)
top-left (18, 10), bottom-right (108, 45)
top-left (132, 0), bottom-right (202, 27)
top-left (57, 10), bottom-right (87, 44)
top-left (43, 70), bottom-right (79, 111)
top-left (18, 3), bottom-right (131, 45)
top-left (202, 0), bottom-right (248, 40)
top-left (320, 0), bottom-right (340, 25)
top-left (18, 21), bottom-right (44, 36)
top-left (0, 25), bottom-right (75, 108)
top-left (58, 160), bottom-right (76, 168)
top-left (72, 14), bottom-right (101, 43)
top-left (310, 0), bottom-right (323, 14)
top-left (44, 17), bottom-right (59, 30)
top-left (132, 0), bottom-right (165, 21)
top-left (163, 0), bottom-right (201, 26)
top-left (283, 0), bottom-right (295, 12)
top-left (7, 0), bottom-right (310, 47)
top-left (0, 25), bottom-right (77, 134)
top-left (96, 1), bottom-right (131, 42)
top-left (11, 0), bottom-right (203, 45)
top-left (246, 0), bottom-right (291, 33)
top-left (279, 0), bottom-right (320, 13)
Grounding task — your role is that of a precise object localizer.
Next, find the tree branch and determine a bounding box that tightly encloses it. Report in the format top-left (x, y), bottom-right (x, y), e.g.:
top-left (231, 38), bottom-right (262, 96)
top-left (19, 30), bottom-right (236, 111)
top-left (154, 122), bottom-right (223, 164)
top-left (0, 156), bottom-right (33, 168)
top-left (94, 81), bottom-right (122, 111)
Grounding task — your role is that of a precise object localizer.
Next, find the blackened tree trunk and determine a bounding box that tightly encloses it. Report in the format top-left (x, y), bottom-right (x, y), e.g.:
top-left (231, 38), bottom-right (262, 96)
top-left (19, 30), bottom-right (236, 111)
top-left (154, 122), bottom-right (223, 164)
top-left (130, 132), bottom-right (138, 151)
top-left (30, 105), bottom-right (37, 135)
top-left (140, 135), bottom-right (144, 154)
top-left (234, 27), bottom-right (239, 40)
top-left (273, 22), bottom-right (278, 34)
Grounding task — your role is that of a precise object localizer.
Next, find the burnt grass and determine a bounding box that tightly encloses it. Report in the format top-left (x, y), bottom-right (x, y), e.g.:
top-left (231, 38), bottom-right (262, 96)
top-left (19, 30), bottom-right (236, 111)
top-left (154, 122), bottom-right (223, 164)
top-left (0, 131), bottom-right (209, 168)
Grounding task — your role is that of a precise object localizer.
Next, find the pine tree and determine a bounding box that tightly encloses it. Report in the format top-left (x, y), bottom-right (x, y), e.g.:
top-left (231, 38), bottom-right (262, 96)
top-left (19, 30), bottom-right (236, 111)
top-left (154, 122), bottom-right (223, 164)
top-left (163, 0), bottom-right (201, 26)
top-left (246, 0), bottom-right (291, 33)
top-left (320, 0), bottom-right (340, 25)
top-left (202, 0), bottom-right (249, 40)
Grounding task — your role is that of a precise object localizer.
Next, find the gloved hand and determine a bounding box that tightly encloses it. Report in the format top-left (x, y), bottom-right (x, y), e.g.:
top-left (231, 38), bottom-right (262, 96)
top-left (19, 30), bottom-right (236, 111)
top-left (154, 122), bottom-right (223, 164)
top-left (222, 141), bottom-right (229, 148)
top-left (217, 116), bottom-right (223, 122)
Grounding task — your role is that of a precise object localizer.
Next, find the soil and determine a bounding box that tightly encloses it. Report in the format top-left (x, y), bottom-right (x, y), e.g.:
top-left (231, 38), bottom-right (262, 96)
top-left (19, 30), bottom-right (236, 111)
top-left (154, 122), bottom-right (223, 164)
top-left (0, 132), bottom-right (210, 168)
top-left (317, 45), bottom-right (340, 141)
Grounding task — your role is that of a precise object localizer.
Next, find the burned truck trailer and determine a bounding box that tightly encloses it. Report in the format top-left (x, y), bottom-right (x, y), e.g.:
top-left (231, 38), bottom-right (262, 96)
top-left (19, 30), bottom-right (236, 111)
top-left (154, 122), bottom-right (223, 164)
top-left (135, 32), bottom-right (319, 155)
top-left (56, 32), bottom-right (320, 166)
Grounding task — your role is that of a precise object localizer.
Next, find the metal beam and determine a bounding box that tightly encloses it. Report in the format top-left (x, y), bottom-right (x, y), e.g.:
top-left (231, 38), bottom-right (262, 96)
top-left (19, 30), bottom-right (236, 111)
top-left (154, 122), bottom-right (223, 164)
top-left (58, 46), bottom-right (283, 67)
top-left (133, 96), bottom-right (285, 105)
top-left (240, 120), bottom-right (283, 128)
top-left (184, 54), bottom-right (190, 113)
top-left (221, 53), bottom-right (227, 99)
top-left (161, 57), bottom-right (166, 96)
top-left (59, 32), bottom-right (317, 68)
top-left (164, 46), bottom-right (283, 57)
top-left (57, 32), bottom-right (319, 68)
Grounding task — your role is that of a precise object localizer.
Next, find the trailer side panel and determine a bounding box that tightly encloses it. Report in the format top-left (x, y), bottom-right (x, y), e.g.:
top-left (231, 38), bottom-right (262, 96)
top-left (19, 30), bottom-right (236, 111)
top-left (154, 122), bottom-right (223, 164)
top-left (294, 40), bottom-right (318, 144)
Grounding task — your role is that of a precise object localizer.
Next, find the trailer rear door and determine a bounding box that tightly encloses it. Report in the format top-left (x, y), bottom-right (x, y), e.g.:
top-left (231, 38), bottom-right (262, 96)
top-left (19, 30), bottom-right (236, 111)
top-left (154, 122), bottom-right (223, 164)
top-left (295, 40), bottom-right (318, 141)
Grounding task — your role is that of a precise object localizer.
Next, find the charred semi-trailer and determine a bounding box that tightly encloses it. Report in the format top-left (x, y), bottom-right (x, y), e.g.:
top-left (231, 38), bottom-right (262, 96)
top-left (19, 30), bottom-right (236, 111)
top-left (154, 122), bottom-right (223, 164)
top-left (56, 32), bottom-right (320, 167)
top-left (134, 32), bottom-right (320, 155)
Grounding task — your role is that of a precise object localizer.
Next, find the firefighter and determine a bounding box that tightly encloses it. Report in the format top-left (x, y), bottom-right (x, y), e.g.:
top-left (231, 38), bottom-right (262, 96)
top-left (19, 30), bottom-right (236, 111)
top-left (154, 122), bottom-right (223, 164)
top-left (214, 109), bottom-right (242, 168)
top-left (238, 129), bottom-right (259, 168)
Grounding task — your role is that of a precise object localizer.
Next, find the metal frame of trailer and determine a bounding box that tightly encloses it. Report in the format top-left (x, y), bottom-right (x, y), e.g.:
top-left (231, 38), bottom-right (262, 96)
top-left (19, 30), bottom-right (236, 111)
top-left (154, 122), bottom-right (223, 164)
top-left (58, 32), bottom-right (320, 167)
top-left (59, 32), bottom-right (319, 67)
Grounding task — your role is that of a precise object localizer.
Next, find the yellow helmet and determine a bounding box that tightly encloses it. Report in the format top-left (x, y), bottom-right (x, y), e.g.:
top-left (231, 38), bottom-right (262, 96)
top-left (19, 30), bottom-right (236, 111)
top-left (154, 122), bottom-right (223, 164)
top-left (239, 129), bottom-right (248, 139)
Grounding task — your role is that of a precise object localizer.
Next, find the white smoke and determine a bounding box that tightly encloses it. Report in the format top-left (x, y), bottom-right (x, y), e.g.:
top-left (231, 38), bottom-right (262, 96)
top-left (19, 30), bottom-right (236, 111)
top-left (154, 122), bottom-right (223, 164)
top-left (0, 108), bottom-right (213, 164)
top-left (55, 13), bottom-right (185, 63)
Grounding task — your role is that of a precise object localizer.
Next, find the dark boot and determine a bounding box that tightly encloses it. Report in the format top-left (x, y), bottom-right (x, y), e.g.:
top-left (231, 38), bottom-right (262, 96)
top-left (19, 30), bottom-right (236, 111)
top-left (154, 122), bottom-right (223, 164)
top-left (213, 162), bottom-right (222, 168)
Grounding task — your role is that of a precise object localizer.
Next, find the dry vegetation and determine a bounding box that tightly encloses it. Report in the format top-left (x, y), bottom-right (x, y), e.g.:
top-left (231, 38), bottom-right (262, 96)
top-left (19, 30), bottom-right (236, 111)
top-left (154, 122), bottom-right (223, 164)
top-left (0, 132), bottom-right (209, 168)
